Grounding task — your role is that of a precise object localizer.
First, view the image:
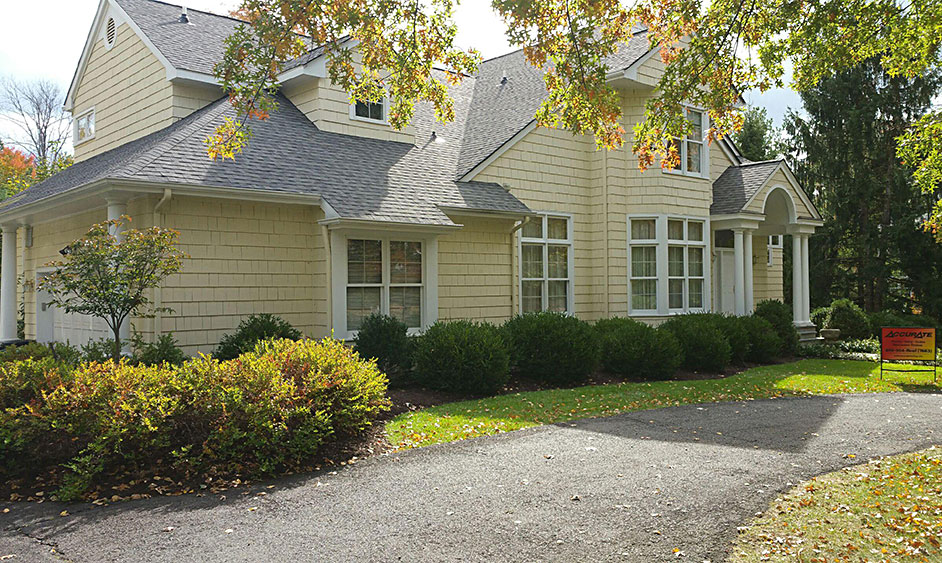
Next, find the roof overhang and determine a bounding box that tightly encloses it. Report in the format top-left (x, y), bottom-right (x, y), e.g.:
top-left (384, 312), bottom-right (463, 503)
top-left (438, 205), bottom-right (529, 221)
top-left (709, 213), bottom-right (764, 231)
top-left (318, 217), bottom-right (462, 234)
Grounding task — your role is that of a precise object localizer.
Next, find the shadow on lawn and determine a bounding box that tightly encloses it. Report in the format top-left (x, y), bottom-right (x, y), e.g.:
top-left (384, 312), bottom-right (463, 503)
top-left (562, 394), bottom-right (846, 454)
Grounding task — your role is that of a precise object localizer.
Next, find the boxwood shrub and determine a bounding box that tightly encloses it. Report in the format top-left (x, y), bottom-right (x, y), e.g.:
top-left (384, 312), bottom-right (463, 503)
top-left (661, 315), bottom-right (731, 373)
top-left (741, 315), bottom-right (782, 363)
top-left (0, 337), bottom-right (389, 500)
top-left (503, 312), bottom-right (598, 385)
top-left (690, 313), bottom-right (751, 364)
top-left (412, 320), bottom-right (510, 394)
top-left (824, 299), bottom-right (870, 340)
top-left (754, 299), bottom-right (800, 354)
top-left (353, 313), bottom-right (413, 383)
top-left (214, 313), bottom-right (302, 360)
top-left (595, 317), bottom-right (683, 380)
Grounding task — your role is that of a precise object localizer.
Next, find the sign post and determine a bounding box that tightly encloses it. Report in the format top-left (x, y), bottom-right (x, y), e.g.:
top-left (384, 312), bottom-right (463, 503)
top-left (880, 327), bottom-right (937, 382)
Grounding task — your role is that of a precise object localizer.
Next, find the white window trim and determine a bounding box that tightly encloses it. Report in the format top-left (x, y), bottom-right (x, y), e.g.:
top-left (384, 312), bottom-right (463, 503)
top-left (627, 214), bottom-right (712, 317)
top-left (349, 96), bottom-right (389, 125)
top-left (768, 234), bottom-right (783, 266)
top-left (74, 108), bottom-right (95, 146)
top-left (518, 212), bottom-right (574, 315)
top-left (330, 229), bottom-right (438, 341)
top-left (663, 105), bottom-right (710, 180)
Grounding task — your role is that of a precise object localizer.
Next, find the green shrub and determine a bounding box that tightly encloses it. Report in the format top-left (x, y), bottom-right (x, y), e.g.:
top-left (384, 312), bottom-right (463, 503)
top-left (754, 299), bottom-right (799, 354)
top-left (82, 338), bottom-right (116, 363)
top-left (661, 315), bottom-right (731, 373)
top-left (868, 311), bottom-right (909, 339)
top-left (705, 314), bottom-right (751, 364)
top-left (353, 314), bottom-right (412, 382)
top-left (214, 313), bottom-right (302, 360)
top-left (132, 333), bottom-right (187, 366)
top-left (0, 356), bottom-right (71, 409)
top-left (0, 342), bottom-right (81, 366)
top-left (824, 299), bottom-right (870, 340)
top-left (0, 337), bottom-right (389, 500)
top-left (741, 315), bottom-right (782, 363)
top-left (811, 306), bottom-right (830, 329)
top-left (503, 312), bottom-right (598, 385)
top-left (595, 317), bottom-right (683, 380)
top-left (413, 320), bottom-right (510, 394)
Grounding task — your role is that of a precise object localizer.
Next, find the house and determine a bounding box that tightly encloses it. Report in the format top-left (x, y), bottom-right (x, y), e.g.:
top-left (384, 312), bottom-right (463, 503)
top-left (0, 0), bottom-right (823, 354)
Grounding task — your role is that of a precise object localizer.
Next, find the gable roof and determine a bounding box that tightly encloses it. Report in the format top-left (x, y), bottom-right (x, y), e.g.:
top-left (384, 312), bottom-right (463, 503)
top-left (711, 160), bottom-right (783, 215)
top-left (456, 31), bottom-right (654, 180)
top-left (1, 91), bottom-right (529, 226)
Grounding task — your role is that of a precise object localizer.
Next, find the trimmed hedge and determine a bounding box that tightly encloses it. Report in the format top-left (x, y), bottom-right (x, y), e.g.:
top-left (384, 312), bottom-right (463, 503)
top-left (214, 314), bottom-right (302, 360)
top-left (823, 299), bottom-right (870, 340)
top-left (353, 313), bottom-right (413, 382)
top-left (0, 337), bottom-right (389, 500)
top-left (754, 299), bottom-right (800, 354)
top-left (741, 315), bottom-right (782, 363)
top-left (413, 320), bottom-right (510, 394)
top-left (503, 312), bottom-right (598, 385)
top-left (661, 315), bottom-right (731, 373)
top-left (595, 317), bottom-right (683, 380)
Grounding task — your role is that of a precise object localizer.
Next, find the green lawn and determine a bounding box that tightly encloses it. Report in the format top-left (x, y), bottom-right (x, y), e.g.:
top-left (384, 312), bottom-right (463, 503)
top-left (386, 359), bottom-right (940, 450)
top-left (729, 446), bottom-right (942, 562)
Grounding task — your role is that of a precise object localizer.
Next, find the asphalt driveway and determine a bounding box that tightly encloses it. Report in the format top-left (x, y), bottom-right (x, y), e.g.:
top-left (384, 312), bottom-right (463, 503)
top-left (2, 392), bottom-right (941, 562)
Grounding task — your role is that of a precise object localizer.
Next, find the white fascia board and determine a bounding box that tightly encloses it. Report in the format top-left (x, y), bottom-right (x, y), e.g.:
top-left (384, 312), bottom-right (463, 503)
top-left (167, 69), bottom-right (220, 86)
top-left (64, 0), bottom-right (111, 112)
top-left (318, 217), bottom-right (462, 234)
top-left (460, 120), bottom-right (537, 182)
top-left (622, 46), bottom-right (660, 82)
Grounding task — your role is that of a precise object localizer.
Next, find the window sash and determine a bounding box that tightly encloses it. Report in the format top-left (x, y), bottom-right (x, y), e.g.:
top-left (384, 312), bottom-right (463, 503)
top-left (346, 238), bottom-right (424, 330)
top-left (353, 99), bottom-right (386, 122)
top-left (520, 214), bottom-right (572, 314)
top-left (629, 216), bottom-right (708, 314)
top-left (665, 107), bottom-right (705, 176)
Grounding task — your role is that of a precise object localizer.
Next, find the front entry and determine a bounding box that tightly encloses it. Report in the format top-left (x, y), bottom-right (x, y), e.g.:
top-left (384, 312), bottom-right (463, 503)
top-left (713, 249), bottom-right (736, 315)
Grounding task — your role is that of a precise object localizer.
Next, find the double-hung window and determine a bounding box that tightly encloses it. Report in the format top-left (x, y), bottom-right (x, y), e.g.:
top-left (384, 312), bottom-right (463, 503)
top-left (629, 218), bottom-right (658, 312)
top-left (520, 214), bottom-right (572, 314)
top-left (346, 238), bottom-right (423, 331)
top-left (629, 216), bottom-right (708, 314)
top-left (666, 107), bottom-right (706, 176)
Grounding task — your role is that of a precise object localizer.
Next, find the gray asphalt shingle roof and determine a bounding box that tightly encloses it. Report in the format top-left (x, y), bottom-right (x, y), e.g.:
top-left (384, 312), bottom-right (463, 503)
top-left (456, 31), bottom-right (653, 179)
top-left (710, 160), bottom-right (783, 215)
top-left (115, 0), bottom-right (324, 75)
top-left (0, 91), bottom-right (528, 225)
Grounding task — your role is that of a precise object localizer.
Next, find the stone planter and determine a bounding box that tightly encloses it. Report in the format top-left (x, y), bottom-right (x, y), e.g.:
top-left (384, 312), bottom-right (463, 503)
top-left (819, 328), bottom-right (841, 341)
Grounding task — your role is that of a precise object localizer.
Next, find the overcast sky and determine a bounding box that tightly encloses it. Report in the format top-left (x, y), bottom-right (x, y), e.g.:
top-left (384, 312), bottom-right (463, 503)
top-left (0, 0), bottom-right (801, 150)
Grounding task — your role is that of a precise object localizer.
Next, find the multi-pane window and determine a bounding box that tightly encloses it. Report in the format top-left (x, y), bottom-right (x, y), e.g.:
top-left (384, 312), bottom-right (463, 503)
top-left (520, 214), bottom-right (572, 314)
top-left (767, 234), bottom-right (783, 266)
top-left (347, 238), bottom-right (422, 331)
top-left (629, 216), bottom-right (707, 314)
top-left (75, 110), bottom-right (95, 144)
top-left (353, 98), bottom-right (385, 122)
top-left (667, 108), bottom-right (705, 176)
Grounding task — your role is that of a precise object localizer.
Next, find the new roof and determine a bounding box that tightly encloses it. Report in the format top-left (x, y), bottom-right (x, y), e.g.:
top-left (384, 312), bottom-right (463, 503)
top-left (0, 89), bottom-right (528, 225)
top-left (710, 160), bottom-right (783, 215)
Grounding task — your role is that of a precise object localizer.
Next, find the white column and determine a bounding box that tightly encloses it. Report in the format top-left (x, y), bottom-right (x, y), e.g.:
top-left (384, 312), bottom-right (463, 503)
top-left (801, 234), bottom-right (811, 323)
top-left (106, 199), bottom-right (130, 347)
top-left (0, 225), bottom-right (18, 342)
top-left (744, 231), bottom-right (754, 313)
top-left (733, 229), bottom-right (745, 316)
top-left (792, 234), bottom-right (803, 324)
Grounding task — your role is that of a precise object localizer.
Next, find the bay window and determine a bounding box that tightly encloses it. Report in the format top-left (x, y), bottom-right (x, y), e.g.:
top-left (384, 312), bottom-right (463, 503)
top-left (629, 215), bottom-right (709, 315)
top-left (520, 214), bottom-right (572, 314)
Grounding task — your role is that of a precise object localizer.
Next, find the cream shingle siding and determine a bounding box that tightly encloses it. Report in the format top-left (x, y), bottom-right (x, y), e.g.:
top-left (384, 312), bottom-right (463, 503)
top-left (745, 168), bottom-right (815, 218)
top-left (71, 22), bottom-right (222, 162)
top-left (438, 217), bottom-right (515, 323)
top-left (753, 236), bottom-right (784, 303)
top-left (282, 76), bottom-right (415, 144)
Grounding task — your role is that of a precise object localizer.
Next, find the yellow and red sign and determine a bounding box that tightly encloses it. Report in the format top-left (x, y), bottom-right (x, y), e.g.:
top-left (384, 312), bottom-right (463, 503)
top-left (881, 327), bottom-right (937, 362)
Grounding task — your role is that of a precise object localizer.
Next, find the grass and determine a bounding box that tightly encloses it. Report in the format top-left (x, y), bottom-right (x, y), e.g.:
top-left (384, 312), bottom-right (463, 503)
top-left (386, 359), bottom-right (940, 450)
top-left (729, 446), bottom-right (942, 562)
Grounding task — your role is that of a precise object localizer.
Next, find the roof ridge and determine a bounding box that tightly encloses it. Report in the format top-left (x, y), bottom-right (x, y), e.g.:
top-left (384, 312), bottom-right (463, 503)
top-left (481, 27), bottom-right (650, 65)
top-left (738, 158), bottom-right (783, 167)
top-left (132, 0), bottom-right (249, 25)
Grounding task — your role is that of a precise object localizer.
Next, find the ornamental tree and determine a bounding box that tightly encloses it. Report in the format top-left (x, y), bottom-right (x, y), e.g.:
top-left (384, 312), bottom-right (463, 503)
top-left (212, 0), bottom-right (942, 230)
top-left (37, 217), bottom-right (187, 360)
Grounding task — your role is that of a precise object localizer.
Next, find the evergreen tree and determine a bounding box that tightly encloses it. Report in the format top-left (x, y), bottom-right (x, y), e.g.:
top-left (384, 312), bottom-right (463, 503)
top-left (735, 106), bottom-right (777, 162)
top-left (782, 59), bottom-right (942, 315)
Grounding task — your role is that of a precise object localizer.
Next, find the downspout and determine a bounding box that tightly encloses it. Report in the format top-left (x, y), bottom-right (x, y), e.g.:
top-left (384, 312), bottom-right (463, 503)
top-left (510, 216), bottom-right (531, 316)
top-left (152, 189), bottom-right (172, 339)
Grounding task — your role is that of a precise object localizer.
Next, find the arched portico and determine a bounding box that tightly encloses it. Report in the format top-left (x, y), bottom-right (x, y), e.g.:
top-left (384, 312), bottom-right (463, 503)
top-left (710, 164), bottom-right (823, 341)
